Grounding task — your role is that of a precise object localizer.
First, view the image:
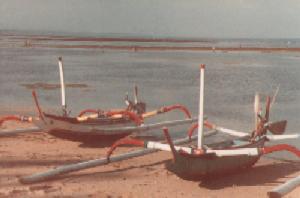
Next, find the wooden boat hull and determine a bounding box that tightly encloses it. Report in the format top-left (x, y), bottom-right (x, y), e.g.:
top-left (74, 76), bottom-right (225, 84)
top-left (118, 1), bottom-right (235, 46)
top-left (165, 138), bottom-right (266, 180)
top-left (33, 113), bottom-right (136, 142)
top-left (33, 113), bottom-right (197, 142)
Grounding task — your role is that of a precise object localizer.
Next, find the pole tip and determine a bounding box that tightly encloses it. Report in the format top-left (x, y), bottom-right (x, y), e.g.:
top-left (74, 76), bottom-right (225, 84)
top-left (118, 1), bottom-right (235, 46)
top-left (32, 89), bottom-right (36, 97)
top-left (200, 64), bottom-right (205, 69)
top-left (58, 57), bottom-right (62, 61)
top-left (162, 127), bottom-right (168, 132)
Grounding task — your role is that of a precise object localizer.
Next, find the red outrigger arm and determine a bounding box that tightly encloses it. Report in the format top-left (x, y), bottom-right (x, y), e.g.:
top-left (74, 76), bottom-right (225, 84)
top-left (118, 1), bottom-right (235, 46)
top-left (106, 137), bottom-right (145, 161)
top-left (187, 123), bottom-right (198, 140)
top-left (158, 105), bottom-right (192, 119)
top-left (0, 90), bottom-right (45, 126)
top-left (187, 121), bottom-right (214, 139)
top-left (0, 115), bottom-right (32, 126)
top-left (261, 144), bottom-right (300, 157)
top-left (141, 104), bottom-right (191, 119)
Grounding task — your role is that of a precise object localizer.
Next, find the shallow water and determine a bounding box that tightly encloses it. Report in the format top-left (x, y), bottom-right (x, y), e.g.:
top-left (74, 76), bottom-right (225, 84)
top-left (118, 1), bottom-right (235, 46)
top-left (0, 39), bottom-right (300, 159)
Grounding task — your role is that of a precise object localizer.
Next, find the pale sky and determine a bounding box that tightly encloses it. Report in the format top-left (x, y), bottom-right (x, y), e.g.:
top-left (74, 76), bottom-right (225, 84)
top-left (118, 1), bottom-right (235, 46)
top-left (0, 0), bottom-right (300, 38)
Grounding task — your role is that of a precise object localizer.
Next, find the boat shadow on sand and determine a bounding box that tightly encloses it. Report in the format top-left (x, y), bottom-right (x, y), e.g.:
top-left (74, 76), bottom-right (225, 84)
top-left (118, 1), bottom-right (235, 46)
top-left (50, 132), bottom-right (127, 148)
top-left (198, 159), bottom-right (300, 189)
top-left (35, 158), bottom-right (299, 187)
top-left (48, 131), bottom-right (161, 148)
top-left (28, 160), bottom-right (170, 183)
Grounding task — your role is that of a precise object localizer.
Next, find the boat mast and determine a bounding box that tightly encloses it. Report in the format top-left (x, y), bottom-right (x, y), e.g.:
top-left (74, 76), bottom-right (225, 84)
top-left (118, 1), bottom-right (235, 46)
top-left (198, 64), bottom-right (205, 149)
top-left (134, 85), bottom-right (138, 104)
top-left (58, 57), bottom-right (67, 116)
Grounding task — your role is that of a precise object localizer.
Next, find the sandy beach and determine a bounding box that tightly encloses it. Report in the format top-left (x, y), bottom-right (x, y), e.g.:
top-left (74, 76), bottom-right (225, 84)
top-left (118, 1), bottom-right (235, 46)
top-left (0, 122), bottom-right (299, 198)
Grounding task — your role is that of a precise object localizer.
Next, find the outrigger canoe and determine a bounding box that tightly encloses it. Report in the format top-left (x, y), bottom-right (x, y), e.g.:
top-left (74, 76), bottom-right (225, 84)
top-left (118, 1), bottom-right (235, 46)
top-left (106, 64), bottom-right (300, 180)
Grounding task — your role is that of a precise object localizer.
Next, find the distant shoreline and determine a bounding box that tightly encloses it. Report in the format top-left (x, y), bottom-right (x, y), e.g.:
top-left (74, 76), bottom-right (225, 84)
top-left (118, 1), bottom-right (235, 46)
top-left (0, 32), bottom-right (213, 43)
top-left (1, 33), bottom-right (300, 52)
top-left (31, 44), bottom-right (300, 52)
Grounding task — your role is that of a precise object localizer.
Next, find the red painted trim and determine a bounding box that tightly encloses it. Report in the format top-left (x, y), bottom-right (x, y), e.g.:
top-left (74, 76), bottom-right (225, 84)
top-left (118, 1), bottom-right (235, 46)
top-left (0, 115), bottom-right (21, 126)
top-left (106, 137), bottom-right (145, 160)
top-left (0, 115), bottom-right (32, 126)
top-left (261, 144), bottom-right (300, 158)
top-left (159, 104), bottom-right (191, 118)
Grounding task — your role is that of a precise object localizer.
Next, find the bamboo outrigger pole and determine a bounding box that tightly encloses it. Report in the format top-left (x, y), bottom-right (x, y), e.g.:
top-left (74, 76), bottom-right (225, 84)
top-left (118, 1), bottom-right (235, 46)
top-left (268, 175), bottom-right (300, 198)
top-left (0, 127), bottom-right (40, 137)
top-left (198, 64), bottom-right (205, 149)
top-left (58, 57), bottom-right (67, 116)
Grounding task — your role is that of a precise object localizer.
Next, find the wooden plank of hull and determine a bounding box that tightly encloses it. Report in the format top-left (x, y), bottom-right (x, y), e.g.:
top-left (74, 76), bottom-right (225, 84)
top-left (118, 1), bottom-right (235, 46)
top-left (48, 129), bottom-right (131, 143)
top-left (33, 116), bottom-right (136, 135)
top-left (166, 138), bottom-right (266, 180)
